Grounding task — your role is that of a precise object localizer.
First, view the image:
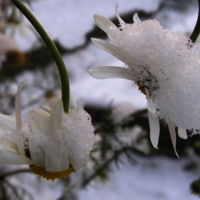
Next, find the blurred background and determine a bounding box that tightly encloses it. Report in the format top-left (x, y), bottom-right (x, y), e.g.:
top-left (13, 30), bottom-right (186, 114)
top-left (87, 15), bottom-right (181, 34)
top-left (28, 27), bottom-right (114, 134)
top-left (1, 0), bottom-right (200, 199)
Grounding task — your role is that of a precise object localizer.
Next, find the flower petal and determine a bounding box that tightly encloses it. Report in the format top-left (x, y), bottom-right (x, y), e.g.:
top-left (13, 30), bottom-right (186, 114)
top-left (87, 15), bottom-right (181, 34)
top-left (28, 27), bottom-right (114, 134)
top-left (0, 33), bottom-right (20, 54)
top-left (168, 124), bottom-right (179, 157)
top-left (133, 13), bottom-right (141, 24)
top-left (0, 150), bottom-right (33, 165)
top-left (49, 100), bottom-right (63, 134)
top-left (43, 105), bottom-right (50, 112)
top-left (148, 110), bottom-right (160, 149)
top-left (29, 109), bottom-right (49, 135)
top-left (93, 14), bottom-right (120, 44)
top-left (45, 100), bottom-right (65, 172)
top-left (91, 38), bottom-right (131, 63)
top-left (145, 88), bottom-right (160, 149)
top-left (93, 14), bottom-right (117, 33)
top-left (29, 146), bottom-right (45, 167)
top-left (0, 138), bottom-right (18, 153)
top-left (76, 100), bottom-right (84, 110)
top-left (15, 82), bottom-right (24, 131)
top-left (59, 154), bottom-right (69, 172)
top-left (89, 66), bottom-right (136, 80)
top-left (178, 127), bottom-right (187, 139)
top-left (0, 114), bottom-right (15, 131)
top-left (115, 4), bottom-right (125, 25)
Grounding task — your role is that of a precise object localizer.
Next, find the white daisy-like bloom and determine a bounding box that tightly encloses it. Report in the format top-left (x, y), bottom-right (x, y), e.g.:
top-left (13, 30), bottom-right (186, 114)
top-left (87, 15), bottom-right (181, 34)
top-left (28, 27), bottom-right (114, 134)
top-left (0, 82), bottom-right (94, 180)
top-left (0, 33), bottom-right (25, 67)
top-left (88, 5), bottom-right (199, 156)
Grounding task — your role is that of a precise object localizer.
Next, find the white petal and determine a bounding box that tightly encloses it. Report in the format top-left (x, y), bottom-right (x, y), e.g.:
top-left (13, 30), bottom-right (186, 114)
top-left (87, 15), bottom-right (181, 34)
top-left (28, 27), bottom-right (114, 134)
top-left (0, 139), bottom-right (18, 153)
top-left (45, 100), bottom-right (64, 172)
top-left (145, 88), bottom-right (160, 148)
top-left (94, 14), bottom-right (117, 33)
top-left (168, 124), bottom-right (179, 157)
top-left (15, 82), bottom-right (24, 131)
top-left (89, 66), bottom-right (136, 80)
top-left (0, 150), bottom-right (32, 165)
top-left (178, 127), bottom-right (187, 139)
top-left (76, 100), bottom-right (84, 110)
top-left (91, 38), bottom-right (131, 63)
top-left (0, 114), bottom-right (15, 131)
top-left (59, 154), bottom-right (69, 172)
top-left (29, 109), bottom-right (49, 135)
top-left (115, 4), bottom-right (125, 25)
top-left (133, 13), bottom-right (142, 23)
top-left (69, 155), bottom-right (86, 172)
top-left (148, 110), bottom-right (160, 149)
top-left (43, 105), bottom-right (50, 111)
top-left (49, 100), bottom-right (63, 135)
top-left (29, 146), bottom-right (45, 167)
top-left (93, 14), bottom-right (120, 44)
top-left (0, 33), bottom-right (19, 54)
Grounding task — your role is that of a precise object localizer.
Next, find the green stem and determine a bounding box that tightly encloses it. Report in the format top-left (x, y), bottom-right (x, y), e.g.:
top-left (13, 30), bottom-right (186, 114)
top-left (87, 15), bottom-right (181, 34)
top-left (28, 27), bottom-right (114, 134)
top-left (190, 0), bottom-right (200, 43)
top-left (11, 0), bottom-right (70, 113)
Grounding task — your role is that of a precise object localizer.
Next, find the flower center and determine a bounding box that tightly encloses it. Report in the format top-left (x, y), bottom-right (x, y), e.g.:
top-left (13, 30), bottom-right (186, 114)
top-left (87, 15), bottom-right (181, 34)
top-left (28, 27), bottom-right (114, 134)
top-left (29, 165), bottom-right (75, 181)
top-left (135, 81), bottom-right (146, 95)
top-left (5, 50), bottom-right (25, 68)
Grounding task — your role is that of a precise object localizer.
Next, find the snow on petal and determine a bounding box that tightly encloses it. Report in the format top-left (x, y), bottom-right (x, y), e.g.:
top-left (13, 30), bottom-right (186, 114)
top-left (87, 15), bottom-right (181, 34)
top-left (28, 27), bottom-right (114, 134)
top-left (63, 109), bottom-right (94, 171)
top-left (89, 66), bottom-right (136, 80)
top-left (90, 5), bottom-right (197, 156)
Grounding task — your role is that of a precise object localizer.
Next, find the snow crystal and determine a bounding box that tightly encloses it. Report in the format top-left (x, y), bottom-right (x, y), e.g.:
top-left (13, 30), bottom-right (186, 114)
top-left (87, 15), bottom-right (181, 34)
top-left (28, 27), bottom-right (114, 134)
top-left (62, 108), bottom-right (94, 171)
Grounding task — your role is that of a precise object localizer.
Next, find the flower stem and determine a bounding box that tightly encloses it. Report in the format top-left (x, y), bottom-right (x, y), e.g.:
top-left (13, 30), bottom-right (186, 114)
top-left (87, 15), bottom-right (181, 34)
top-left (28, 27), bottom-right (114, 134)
top-left (190, 0), bottom-right (200, 43)
top-left (11, 0), bottom-right (70, 113)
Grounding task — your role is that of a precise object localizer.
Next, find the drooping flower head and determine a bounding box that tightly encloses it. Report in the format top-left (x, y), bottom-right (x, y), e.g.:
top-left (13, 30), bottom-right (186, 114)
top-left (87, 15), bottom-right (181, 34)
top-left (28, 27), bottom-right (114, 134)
top-left (89, 5), bottom-right (200, 156)
top-left (0, 83), bottom-right (94, 180)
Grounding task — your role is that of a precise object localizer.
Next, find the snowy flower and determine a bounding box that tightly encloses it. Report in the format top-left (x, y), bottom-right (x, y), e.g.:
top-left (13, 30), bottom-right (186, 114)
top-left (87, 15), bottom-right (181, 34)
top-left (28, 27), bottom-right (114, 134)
top-left (88, 5), bottom-right (199, 156)
top-left (0, 83), bottom-right (94, 180)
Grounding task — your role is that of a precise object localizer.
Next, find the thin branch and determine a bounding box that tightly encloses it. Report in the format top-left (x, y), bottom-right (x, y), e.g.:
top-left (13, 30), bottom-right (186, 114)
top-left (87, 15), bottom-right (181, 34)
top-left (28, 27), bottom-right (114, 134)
top-left (82, 146), bottom-right (146, 187)
top-left (82, 148), bottom-right (124, 187)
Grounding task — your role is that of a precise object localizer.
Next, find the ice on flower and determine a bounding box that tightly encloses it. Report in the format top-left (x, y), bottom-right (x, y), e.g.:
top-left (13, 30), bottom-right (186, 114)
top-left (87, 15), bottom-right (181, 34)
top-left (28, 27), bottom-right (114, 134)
top-left (89, 4), bottom-right (198, 155)
top-left (0, 83), bottom-right (94, 180)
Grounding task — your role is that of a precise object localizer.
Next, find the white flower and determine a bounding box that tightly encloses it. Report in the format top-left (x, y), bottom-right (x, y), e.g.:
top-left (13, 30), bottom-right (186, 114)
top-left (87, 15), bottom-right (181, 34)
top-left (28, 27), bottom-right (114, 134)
top-left (0, 83), bottom-right (94, 180)
top-left (89, 4), bottom-right (195, 156)
top-left (0, 33), bottom-right (25, 68)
